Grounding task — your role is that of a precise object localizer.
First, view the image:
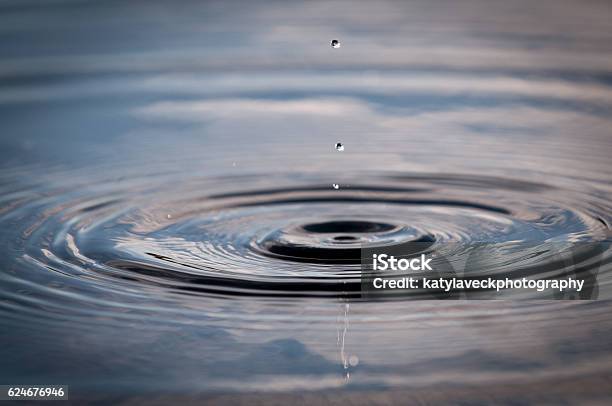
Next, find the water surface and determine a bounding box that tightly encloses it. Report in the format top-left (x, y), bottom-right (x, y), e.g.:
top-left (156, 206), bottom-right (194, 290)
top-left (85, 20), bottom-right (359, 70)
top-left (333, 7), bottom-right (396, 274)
top-left (0, 0), bottom-right (611, 403)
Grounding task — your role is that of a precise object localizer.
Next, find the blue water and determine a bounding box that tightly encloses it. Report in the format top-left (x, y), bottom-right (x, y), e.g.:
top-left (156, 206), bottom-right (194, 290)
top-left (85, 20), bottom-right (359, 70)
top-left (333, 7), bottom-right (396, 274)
top-left (0, 0), bottom-right (611, 403)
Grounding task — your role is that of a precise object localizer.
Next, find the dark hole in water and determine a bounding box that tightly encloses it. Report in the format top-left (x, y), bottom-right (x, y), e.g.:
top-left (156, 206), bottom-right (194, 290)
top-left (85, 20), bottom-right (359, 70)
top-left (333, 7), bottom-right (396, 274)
top-left (302, 220), bottom-right (395, 234)
top-left (333, 235), bottom-right (358, 241)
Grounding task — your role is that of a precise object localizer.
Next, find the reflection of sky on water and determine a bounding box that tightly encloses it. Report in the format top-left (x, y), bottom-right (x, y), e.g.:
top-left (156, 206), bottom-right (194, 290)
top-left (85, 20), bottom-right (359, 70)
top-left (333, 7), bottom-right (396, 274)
top-left (0, 0), bottom-right (611, 401)
top-left (3, 300), bottom-right (612, 395)
top-left (1, 0), bottom-right (611, 183)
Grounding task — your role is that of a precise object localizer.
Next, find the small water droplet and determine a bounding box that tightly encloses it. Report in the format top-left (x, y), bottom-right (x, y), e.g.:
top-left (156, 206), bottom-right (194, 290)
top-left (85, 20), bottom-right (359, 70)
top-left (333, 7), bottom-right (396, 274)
top-left (332, 184), bottom-right (340, 189)
top-left (166, 214), bottom-right (172, 219)
top-left (331, 39), bottom-right (341, 49)
top-left (349, 355), bottom-right (359, 366)
top-left (335, 142), bottom-right (344, 152)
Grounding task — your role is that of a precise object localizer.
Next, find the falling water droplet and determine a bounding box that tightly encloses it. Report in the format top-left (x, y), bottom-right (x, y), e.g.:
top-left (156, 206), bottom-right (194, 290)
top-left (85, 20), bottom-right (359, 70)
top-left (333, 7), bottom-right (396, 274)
top-left (332, 184), bottom-right (340, 190)
top-left (166, 214), bottom-right (172, 219)
top-left (335, 142), bottom-right (344, 152)
top-left (331, 39), bottom-right (341, 49)
top-left (349, 355), bottom-right (359, 367)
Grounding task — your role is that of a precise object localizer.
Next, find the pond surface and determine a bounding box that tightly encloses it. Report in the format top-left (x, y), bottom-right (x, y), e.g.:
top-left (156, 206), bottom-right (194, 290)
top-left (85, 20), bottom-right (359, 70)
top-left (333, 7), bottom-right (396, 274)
top-left (0, 0), bottom-right (611, 403)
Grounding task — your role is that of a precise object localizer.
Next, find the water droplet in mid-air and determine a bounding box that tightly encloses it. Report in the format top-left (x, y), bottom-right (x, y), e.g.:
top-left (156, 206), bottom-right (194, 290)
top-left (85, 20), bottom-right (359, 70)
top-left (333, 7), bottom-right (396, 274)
top-left (166, 214), bottom-right (172, 219)
top-left (332, 184), bottom-right (340, 190)
top-left (331, 39), bottom-right (340, 48)
top-left (335, 142), bottom-right (344, 152)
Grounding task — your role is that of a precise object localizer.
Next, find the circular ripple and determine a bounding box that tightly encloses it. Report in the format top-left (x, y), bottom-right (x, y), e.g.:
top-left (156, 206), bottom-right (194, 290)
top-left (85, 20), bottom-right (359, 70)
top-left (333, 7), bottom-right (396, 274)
top-left (254, 220), bottom-right (434, 264)
top-left (2, 172), bottom-right (608, 301)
